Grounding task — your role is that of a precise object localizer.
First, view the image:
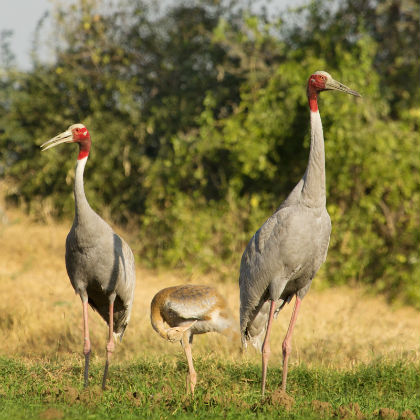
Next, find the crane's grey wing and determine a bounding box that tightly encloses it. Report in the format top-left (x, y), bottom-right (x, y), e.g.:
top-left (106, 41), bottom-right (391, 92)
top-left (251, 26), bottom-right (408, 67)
top-left (239, 204), bottom-right (321, 350)
top-left (319, 217), bottom-right (331, 265)
top-left (115, 236), bottom-right (136, 303)
top-left (239, 204), bottom-right (332, 351)
top-left (113, 235), bottom-right (136, 339)
top-left (65, 229), bottom-right (81, 293)
top-left (239, 208), bottom-right (292, 346)
top-left (83, 231), bottom-right (136, 339)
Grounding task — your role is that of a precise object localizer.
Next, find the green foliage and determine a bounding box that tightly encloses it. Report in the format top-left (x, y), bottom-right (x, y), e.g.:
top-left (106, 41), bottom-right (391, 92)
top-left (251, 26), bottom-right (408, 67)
top-left (0, 356), bottom-right (418, 419)
top-left (0, 0), bottom-right (418, 305)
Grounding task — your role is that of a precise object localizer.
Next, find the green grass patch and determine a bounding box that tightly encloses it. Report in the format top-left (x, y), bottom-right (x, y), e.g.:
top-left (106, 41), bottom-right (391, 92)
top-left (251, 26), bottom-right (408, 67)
top-left (0, 356), bottom-right (418, 419)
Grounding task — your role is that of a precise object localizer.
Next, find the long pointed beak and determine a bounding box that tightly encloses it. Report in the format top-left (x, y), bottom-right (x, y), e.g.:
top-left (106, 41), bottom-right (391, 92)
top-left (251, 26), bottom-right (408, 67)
top-left (40, 130), bottom-right (73, 151)
top-left (326, 79), bottom-right (361, 97)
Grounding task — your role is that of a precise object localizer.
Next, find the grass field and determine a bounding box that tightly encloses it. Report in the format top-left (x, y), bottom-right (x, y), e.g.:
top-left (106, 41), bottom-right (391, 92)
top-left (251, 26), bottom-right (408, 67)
top-left (0, 357), bottom-right (418, 420)
top-left (0, 200), bottom-right (419, 419)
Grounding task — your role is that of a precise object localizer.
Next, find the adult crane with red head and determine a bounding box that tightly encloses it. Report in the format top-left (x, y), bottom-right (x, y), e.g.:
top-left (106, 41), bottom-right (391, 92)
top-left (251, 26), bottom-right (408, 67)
top-left (239, 71), bottom-right (360, 395)
top-left (41, 124), bottom-right (136, 390)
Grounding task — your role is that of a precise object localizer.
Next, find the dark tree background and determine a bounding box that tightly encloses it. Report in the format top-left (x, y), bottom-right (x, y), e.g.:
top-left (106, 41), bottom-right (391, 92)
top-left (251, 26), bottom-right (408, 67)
top-left (0, 0), bottom-right (418, 306)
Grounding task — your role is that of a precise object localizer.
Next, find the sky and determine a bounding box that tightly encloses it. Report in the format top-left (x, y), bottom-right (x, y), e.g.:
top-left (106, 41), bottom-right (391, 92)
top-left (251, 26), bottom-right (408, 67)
top-left (0, 0), bottom-right (302, 70)
top-left (0, 0), bottom-right (51, 69)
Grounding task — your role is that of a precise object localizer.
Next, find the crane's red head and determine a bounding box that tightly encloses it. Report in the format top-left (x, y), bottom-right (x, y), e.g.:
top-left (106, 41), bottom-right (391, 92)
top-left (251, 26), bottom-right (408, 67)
top-left (307, 71), bottom-right (329, 93)
top-left (307, 71), bottom-right (360, 112)
top-left (41, 123), bottom-right (91, 160)
top-left (70, 124), bottom-right (91, 159)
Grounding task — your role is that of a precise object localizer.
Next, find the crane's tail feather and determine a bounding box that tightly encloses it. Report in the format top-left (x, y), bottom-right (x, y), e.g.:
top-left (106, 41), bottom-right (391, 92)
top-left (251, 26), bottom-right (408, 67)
top-left (89, 297), bottom-right (132, 343)
top-left (249, 330), bottom-right (266, 352)
top-left (113, 305), bottom-right (131, 342)
top-left (241, 298), bottom-right (288, 353)
top-left (113, 325), bottom-right (127, 343)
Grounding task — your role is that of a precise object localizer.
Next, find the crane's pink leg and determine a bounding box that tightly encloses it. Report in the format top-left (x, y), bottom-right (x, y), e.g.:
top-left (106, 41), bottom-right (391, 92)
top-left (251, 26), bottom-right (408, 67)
top-left (82, 300), bottom-right (91, 388)
top-left (261, 299), bottom-right (276, 396)
top-left (281, 295), bottom-right (302, 391)
top-left (102, 301), bottom-right (115, 390)
top-left (181, 334), bottom-right (197, 395)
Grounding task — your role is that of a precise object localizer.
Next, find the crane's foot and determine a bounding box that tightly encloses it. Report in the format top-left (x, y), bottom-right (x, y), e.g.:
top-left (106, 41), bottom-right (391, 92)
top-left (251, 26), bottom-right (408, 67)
top-left (102, 341), bottom-right (114, 390)
top-left (102, 359), bottom-right (109, 390)
top-left (281, 351), bottom-right (290, 393)
top-left (261, 346), bottom-right (270, 396)
top-left (83, 351), bottom-right (91, 388)
top-left (186, 372), bottom-right (197, 396)
top-left (261, 300), bottom-right (276, 396)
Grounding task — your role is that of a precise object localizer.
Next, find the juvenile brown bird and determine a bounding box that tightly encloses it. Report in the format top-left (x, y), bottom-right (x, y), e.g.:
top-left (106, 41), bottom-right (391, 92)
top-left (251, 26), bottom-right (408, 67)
top-left (150, 284), bottom-right (237, 395)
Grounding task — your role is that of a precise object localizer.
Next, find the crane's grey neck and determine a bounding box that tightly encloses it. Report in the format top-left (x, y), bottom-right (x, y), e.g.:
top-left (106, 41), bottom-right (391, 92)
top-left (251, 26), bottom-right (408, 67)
top-left (74, 156), bottom-right (94, 222)
top-left (301, 110), bottom-right (326, 207)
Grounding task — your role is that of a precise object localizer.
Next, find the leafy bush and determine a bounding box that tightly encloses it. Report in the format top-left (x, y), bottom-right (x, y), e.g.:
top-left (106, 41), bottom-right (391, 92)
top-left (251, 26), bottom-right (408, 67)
top-left (0, 0), bottom-right (418, 306)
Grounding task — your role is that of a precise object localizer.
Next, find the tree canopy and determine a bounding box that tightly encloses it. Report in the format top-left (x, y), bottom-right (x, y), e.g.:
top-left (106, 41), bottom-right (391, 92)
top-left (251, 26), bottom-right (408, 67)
top-left (0, 0), bottom-right (418, 307)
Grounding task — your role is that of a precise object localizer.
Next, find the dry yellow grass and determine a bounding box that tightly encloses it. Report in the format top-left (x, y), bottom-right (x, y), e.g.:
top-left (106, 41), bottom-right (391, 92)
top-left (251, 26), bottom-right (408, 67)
top-left (0, 202), bottom-right (418, 370)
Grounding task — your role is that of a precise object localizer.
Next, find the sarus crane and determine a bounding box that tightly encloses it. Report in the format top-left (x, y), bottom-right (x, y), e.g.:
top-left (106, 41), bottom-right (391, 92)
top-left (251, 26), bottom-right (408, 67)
top-left (41, 123), bottom-right (136, 390)
top-left (150, 284), bottom-right (237, 395)
top-left (239, 71), bottom-right (360, 395)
